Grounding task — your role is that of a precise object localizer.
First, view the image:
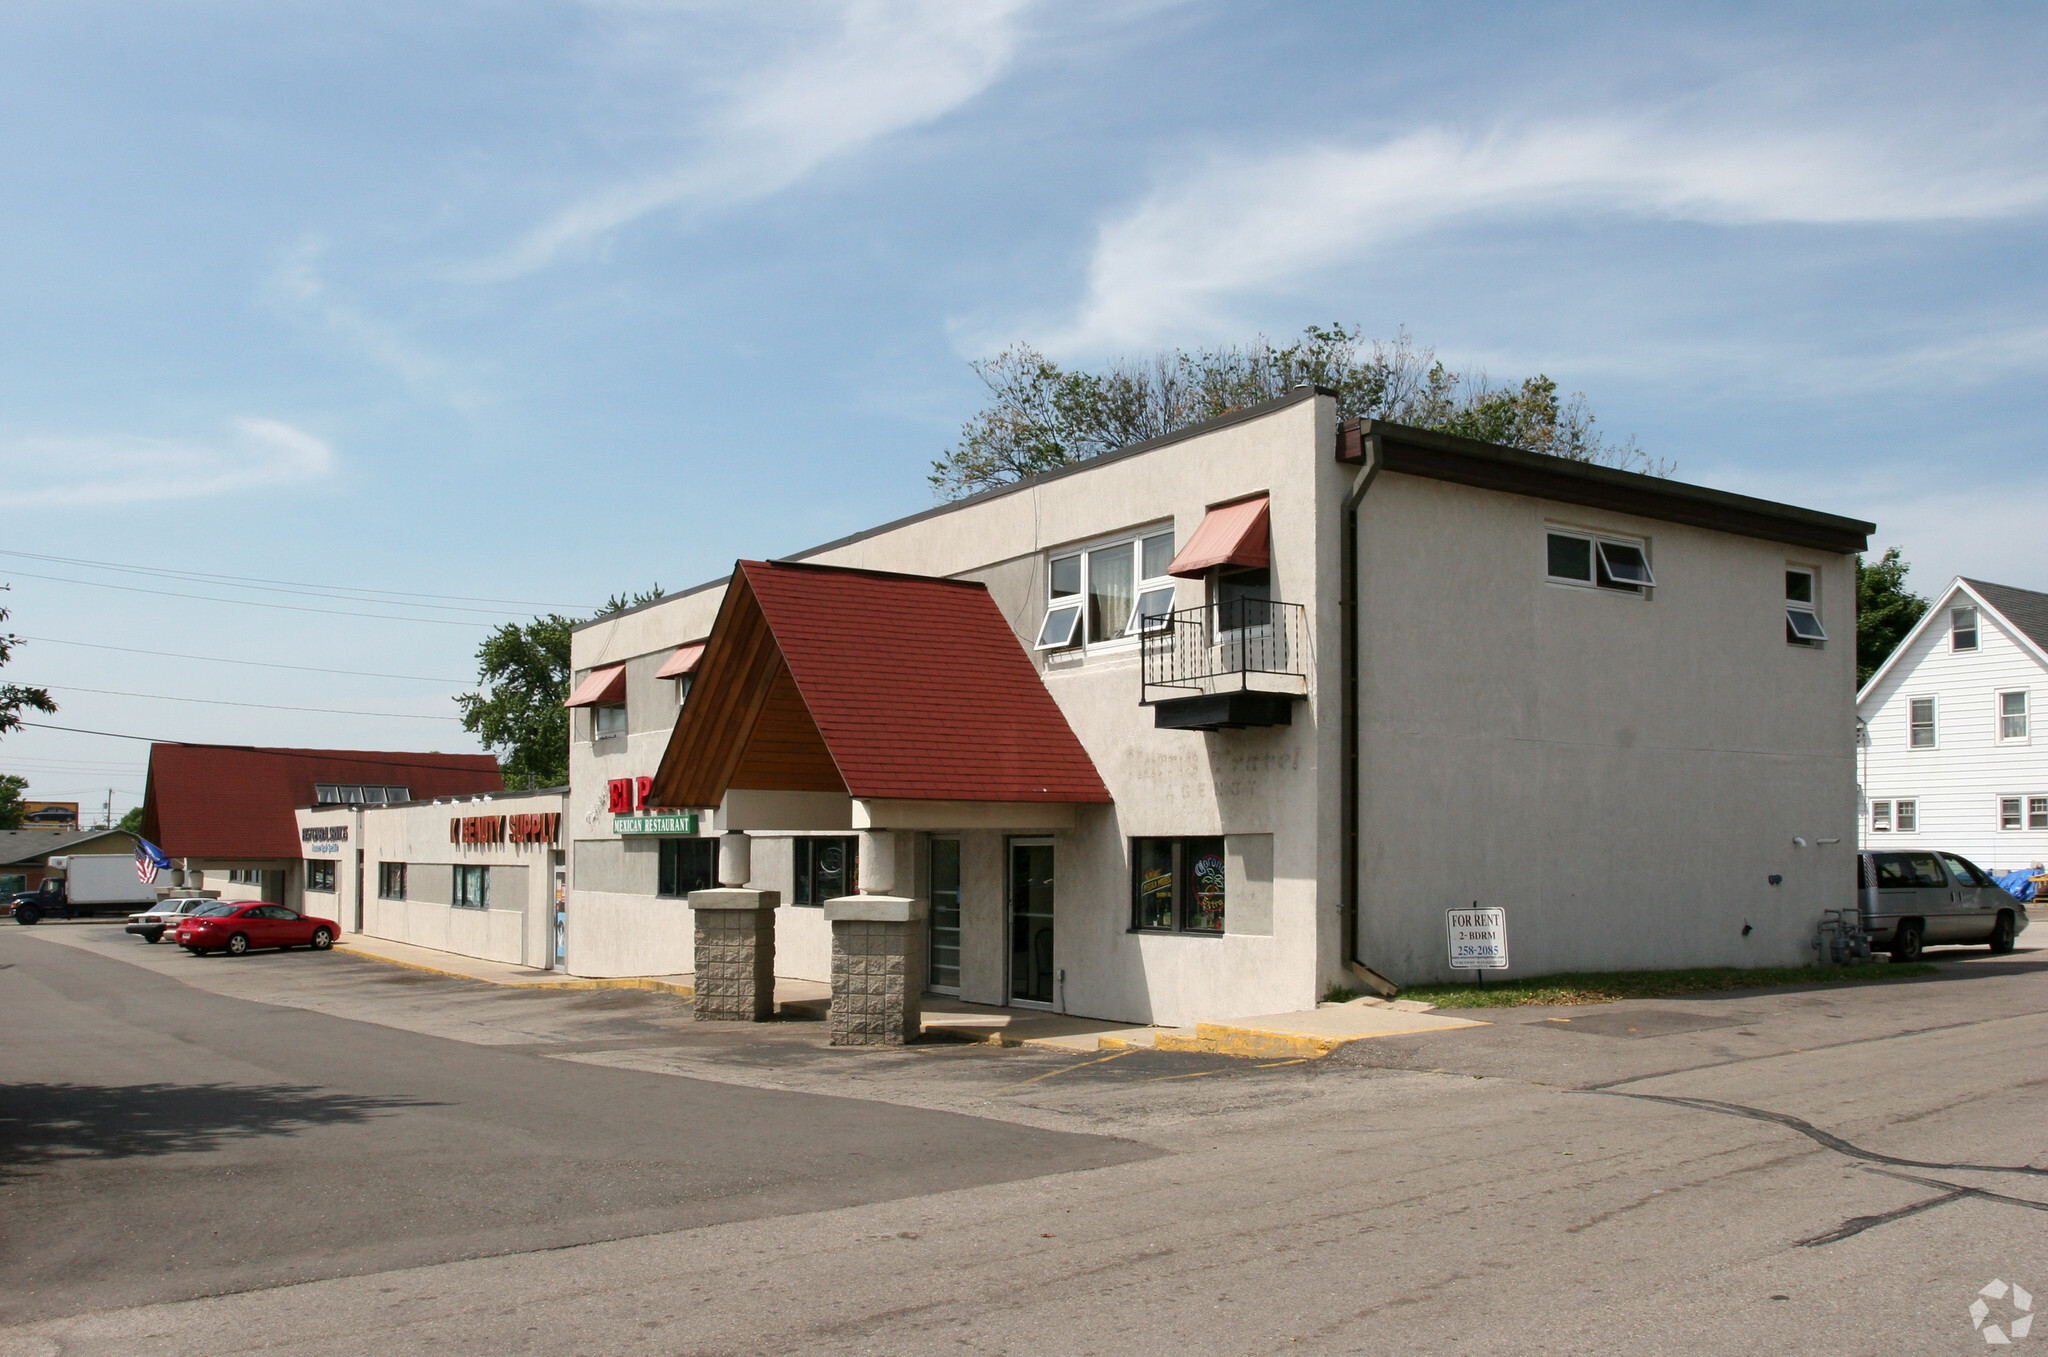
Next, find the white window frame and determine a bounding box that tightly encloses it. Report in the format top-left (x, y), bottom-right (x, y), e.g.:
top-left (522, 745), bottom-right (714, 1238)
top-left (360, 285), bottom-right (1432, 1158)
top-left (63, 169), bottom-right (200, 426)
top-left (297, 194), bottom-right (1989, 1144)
top-left (1997, 689), bottom-right (2029, 743)
top-left (1951, 605), bottom-right (1979, 651)
top-left (2031, 796), bottom-right (2048, 832)
top-left (1869, 799), bottom-right (1892, 832)
top-left (1907, 696), bottom-right (1937, 749)
top-left (593, 702), bottom-right (627, 739)
top-left (1544, 526), bottom-right (1654, 596)
top-left (1895, 798), bottom-right (1918, 832)
top-left (1038, 524), bottom-right (1175, 652)
top-left (2000, 796), bottom-right (2024, 831)
top-left (1784, 566), bottom-right (1826, 645)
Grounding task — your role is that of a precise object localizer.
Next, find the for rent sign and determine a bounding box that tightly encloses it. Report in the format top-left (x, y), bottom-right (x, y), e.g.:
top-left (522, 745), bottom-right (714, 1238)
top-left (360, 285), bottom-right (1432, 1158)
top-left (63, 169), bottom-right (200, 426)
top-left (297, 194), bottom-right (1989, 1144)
top-left (1447, 906), bottom-right (1509, 971)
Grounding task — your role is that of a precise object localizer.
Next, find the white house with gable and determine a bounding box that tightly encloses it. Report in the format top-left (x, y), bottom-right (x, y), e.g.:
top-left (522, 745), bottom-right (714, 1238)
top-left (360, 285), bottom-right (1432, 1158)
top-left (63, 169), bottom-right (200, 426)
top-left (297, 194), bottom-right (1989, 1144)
top-left (1858, 577), bottom-right (2048, 873)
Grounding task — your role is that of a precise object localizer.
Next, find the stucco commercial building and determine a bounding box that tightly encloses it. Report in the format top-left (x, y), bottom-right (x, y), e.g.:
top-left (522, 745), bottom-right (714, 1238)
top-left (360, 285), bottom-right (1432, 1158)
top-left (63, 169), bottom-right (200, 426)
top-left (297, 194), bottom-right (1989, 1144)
top-left (564, 389), bottom-right (1872, 1026)
top-left (296, 789), bottom-right (568, 969)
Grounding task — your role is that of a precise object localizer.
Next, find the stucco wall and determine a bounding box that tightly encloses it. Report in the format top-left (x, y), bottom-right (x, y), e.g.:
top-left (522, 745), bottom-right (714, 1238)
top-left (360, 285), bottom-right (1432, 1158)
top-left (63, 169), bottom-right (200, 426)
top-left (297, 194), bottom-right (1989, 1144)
top-left (1351, 472), bottom-right (1860, 982)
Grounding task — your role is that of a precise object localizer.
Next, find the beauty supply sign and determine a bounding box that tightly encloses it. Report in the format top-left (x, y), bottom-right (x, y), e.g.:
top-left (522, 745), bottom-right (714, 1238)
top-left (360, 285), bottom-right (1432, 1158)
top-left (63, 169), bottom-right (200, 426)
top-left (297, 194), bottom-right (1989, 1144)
top-left (1447, 906), bottom-right (1509, 971)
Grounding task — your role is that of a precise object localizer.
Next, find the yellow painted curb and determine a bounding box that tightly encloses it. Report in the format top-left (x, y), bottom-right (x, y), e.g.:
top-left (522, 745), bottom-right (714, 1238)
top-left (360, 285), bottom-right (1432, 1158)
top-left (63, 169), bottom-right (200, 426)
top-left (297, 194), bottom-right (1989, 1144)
top-left (333, 945), bottom-right (693, 998)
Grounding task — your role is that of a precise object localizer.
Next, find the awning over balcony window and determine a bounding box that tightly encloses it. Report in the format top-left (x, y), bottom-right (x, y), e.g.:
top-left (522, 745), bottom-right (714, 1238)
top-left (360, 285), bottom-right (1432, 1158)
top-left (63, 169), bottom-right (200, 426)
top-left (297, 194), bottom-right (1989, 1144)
top-left (654, 643), bottom-right (706, 679)
top-left (563, 664), bottom-right (626, 708)
top-left (1167, 494), bottom-right (1270, 579)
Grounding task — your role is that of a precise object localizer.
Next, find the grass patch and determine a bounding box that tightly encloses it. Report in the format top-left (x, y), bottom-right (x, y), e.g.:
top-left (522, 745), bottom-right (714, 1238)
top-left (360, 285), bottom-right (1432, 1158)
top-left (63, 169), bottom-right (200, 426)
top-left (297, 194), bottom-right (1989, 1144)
top-left (1402, 963), bottom-right (1936, 1009)
top-left (1321, 984), bottom-right (1361, 1005)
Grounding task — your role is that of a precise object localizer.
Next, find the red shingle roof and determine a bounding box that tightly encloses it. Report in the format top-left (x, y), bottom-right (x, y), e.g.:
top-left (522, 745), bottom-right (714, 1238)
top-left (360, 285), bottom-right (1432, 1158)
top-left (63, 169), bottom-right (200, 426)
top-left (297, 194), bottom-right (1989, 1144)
top-left (141, 746), bottom-right (503, 859)
top-left (669, 561), bottom-right (1110, 805)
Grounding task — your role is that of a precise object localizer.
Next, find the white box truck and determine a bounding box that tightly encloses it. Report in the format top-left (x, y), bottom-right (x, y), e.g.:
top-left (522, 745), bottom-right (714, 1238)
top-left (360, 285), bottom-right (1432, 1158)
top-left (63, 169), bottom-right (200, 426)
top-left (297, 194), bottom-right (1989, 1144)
top-left (12, 853), bottom-right (159, 924)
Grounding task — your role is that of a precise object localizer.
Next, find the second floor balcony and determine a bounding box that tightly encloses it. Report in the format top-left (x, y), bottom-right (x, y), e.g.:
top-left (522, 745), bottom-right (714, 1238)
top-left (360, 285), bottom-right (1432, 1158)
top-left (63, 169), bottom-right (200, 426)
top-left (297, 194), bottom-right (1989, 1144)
top-left (1139, 599), bottom-right (1309, 730)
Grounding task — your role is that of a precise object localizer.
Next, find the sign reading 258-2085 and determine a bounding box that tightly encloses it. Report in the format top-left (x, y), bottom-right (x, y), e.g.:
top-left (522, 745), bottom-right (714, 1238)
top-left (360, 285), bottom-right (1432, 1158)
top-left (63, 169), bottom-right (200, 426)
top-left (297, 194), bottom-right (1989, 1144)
top-left (1447, 907), bottom-right (1509, 970)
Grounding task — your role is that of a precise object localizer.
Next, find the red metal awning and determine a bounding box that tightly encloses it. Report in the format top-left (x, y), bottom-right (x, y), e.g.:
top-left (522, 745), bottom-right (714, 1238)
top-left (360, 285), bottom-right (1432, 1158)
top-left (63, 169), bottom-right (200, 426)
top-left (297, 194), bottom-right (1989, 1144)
top-left (1166, 494), bottom-right (1270, 578)
top-left (654, 643), bottom-right (706, 680)
top-left (563, 665), bottom-right (626, 708)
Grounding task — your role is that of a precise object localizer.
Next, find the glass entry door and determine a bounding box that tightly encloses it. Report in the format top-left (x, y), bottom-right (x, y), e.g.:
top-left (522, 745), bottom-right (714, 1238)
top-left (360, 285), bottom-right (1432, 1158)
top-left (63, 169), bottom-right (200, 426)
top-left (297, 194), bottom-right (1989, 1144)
top-left (1008, 838), bottom-right (1055, 1006)
top-left (928, 838), bottom-right (961, 993)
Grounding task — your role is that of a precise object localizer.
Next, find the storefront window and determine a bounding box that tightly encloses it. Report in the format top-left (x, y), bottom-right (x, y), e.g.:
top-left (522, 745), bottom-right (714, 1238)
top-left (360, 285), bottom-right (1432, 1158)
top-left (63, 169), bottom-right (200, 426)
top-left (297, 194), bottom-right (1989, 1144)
top-left (793, 837), bottom-right (858, 905)
top-left (658, 838), bottom-right (719, 898)
top-left (305, 860), bottom-right (336, 892)
top-left (454, 865), bottom-right (490, 910)
top-left (1129, 836), bottom-right (1225, 934)
top-left (378, 862), bottom-right (406, 900)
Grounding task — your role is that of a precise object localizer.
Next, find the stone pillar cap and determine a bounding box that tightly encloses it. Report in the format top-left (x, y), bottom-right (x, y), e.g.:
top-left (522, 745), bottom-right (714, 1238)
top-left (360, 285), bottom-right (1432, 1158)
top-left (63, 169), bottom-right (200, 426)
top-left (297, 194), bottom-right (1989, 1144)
top-left (822, 894), bottom-right (927, 923)
top-left (686, 887), bottom-right (782, 911)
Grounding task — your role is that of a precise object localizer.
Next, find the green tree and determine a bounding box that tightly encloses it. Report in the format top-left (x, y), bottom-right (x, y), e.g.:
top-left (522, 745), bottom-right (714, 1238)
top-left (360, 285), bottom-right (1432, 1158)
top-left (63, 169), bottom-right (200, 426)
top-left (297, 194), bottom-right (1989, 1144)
top-left (1856, 548), bottom-right (1928, 688)
top-left (0, 774), bottom-right (27, 831)
top-left (930, 324), bottom-right (1667, 499)
top-left (117, 806), bottom-right (144, 834)
top-left (0, 593), bottom-right (56, 741)
top-left (456, 586), bottom-right (664, 790)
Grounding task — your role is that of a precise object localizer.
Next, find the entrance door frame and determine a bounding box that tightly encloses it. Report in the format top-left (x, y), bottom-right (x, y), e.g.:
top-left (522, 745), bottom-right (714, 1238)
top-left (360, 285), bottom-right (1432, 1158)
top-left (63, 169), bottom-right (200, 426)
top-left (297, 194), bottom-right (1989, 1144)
top-left (1006, 835), bottom-right (1057, 1011)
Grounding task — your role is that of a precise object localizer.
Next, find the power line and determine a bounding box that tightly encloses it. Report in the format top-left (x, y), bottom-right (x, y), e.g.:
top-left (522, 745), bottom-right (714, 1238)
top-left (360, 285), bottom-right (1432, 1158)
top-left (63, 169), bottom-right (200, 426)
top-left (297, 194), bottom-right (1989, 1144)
top-left (37, 684), bottom-right (461, 721)
top-left (0, 549), bottom-right (595, 613)
top-left (17, 635), bottom-right (467, 684)
top-left (2, 569), bottom-right (495, 627)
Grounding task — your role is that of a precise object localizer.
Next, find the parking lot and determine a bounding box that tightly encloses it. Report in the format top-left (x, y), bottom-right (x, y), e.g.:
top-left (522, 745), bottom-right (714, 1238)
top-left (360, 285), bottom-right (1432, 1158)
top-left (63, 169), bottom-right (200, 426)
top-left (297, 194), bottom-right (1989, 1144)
top-left (3, 920), bottom-right (2045, 1355)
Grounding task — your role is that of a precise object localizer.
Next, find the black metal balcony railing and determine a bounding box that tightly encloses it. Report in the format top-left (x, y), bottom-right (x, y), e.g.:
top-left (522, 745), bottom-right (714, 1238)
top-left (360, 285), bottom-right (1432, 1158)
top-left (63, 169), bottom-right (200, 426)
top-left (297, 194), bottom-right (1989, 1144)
top-left (1139, 599), bottom-right (1309, 709)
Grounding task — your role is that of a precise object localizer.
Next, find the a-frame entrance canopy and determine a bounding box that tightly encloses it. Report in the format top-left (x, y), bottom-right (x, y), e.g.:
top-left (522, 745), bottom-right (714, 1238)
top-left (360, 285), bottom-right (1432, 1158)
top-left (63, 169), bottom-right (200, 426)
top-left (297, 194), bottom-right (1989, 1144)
top-left (650, 560), bottom-right (1111, 816)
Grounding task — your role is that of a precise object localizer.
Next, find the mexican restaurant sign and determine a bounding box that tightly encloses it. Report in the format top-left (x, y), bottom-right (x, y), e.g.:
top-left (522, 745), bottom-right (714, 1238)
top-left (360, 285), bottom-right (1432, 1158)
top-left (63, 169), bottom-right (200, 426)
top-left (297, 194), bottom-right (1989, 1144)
top-left (450, 812), bottom-right (561, 847)
top-left (613, 812), bottom-right (698, 836)
top-left (607, 776), bottom-right (695, 835)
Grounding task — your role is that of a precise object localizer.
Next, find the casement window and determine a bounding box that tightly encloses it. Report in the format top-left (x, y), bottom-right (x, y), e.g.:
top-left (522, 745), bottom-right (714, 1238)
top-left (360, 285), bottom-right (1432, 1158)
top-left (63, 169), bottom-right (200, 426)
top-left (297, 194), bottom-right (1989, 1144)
top-left (1952, 606), bottom-right (1979, 651)
top-left (1895, 799), bottom-right (1918, 832)
top-left (305, 861), bottom-right (336, 892)
top-left (1545, 529), bottom-right (1654, 594)
top-left (1869, 800), bottom-right (1892, 832)
top-left (792, 836), bottom-right (858, 906)
top-left (453, 865), bottom-right (490, 910)
top-left (314, 784), bottom-right (410, 805)
top-left (657, 838), bottom-right (719, 898)
top-left (1999, 691), bottom-right (2029, 741)
top-left (378, 862), bottom-right (406, 900)
top-left (1130, 836), bottom-right (1226, 934)
top-left (593, 703), bottom-right (627, 739)
top-left (1785, 568), bottom-right (1827, 644)
top-left (2001, 797), bottom-right (2024, 831)
top-left (1037, 528), bottom-right (1176, 650)
top-left (1908, 697), bottom-right (1937, 748)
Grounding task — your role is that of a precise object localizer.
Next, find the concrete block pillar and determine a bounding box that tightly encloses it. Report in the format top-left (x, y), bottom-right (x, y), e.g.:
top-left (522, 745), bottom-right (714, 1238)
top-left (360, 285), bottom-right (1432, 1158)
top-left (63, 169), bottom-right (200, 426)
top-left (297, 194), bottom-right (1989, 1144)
top-left (822, 894), bottom-right (928, 1045)
top-left (685, 887), bottom-right (780, 1021)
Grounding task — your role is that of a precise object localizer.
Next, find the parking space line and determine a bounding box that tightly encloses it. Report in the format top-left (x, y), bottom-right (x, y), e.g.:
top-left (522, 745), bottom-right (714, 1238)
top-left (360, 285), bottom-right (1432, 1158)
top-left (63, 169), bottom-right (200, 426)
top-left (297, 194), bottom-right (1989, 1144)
top-left (997, 1050), bottom-right (1132, 1089)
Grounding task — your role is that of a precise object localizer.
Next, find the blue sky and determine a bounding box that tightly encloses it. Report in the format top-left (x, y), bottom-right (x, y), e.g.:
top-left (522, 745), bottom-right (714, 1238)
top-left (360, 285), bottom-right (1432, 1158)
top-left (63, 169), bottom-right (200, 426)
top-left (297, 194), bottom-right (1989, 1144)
top-left (3, 1), bottom-right (2044, 820)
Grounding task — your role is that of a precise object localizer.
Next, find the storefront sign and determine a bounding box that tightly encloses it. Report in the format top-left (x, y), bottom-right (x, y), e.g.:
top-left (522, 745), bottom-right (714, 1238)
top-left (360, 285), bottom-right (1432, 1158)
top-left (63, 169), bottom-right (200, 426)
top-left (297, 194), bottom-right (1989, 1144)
top-left (300, 825), bottom-right (348, 843)
top-left (1446, 906), bottom-right (1509, 971)
top-left (608, 777), bottom-right (655, 814)
top-left (612, 812), bottom-right (698, 836)
top-left (450, 813), bottom-right (560, 847)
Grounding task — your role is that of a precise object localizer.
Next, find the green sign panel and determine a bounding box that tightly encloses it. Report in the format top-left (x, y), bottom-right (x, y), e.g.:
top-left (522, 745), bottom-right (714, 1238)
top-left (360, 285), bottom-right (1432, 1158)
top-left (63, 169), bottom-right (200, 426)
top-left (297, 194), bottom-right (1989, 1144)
top-left (612, 812), bottom-right (699, 836)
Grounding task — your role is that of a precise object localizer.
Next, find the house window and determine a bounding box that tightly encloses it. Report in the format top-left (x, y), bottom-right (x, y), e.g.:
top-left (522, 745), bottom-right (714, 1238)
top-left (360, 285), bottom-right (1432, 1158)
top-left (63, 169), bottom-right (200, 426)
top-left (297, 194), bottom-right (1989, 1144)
top-left (657, 838), bottom-right (719, 898)
top-left (1869, 800), bottom-right (1892, 832)
top-left (1952, 606), bottom-right (1979, 651)
top-left (1038, 528), bottom-right (1175, 650)
top-left (2032, 796), bottom-right (2048, 831)
top-left (593, 703), bottom-right (627, 739)
top-left (1213, 566), bottom-right (1271, 634)
top-left (1545, 529), bottom-right (1654, 595)
top-left (1999, 691), bottom-right (2029, 741)
top-left (1895, 799), bottom-right (1918, 832)
top-left (2001, 797), bottom-right (2023, 831)
top-left (453, 865), bottom-right (490, 910)
top-left (378, 862), bottom-right (406, 900)
top-left (1909, 697), bottom-right (1936, 748)
top-left (228, 868), bottom-right (263, 885)
top-left (305, 860), bottom-right (336, 892)
top-left (792, 836), bottom-right (858, 906)
top-left (1130, 836), bottom-right (1226, 934)
top-left (1785, 568), bottom-right (1827, 645)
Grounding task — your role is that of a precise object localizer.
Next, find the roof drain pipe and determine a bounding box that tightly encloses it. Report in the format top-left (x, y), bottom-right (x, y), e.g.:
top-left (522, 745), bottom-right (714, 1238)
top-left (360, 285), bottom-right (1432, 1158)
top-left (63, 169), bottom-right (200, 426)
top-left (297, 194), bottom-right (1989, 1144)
top-left (1339, 424), bottom-right (1399, 999)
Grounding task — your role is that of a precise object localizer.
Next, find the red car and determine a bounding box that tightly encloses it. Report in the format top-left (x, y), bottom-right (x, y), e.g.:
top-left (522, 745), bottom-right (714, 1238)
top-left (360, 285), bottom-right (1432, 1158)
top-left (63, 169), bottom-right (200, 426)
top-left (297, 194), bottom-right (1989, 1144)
top-left (174, 902), bottom-right (337, 956)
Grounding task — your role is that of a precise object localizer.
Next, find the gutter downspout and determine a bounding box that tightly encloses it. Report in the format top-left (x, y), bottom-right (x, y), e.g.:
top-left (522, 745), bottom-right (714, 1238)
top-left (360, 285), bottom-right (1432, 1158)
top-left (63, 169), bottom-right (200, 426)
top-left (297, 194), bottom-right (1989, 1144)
top-left (1338, 427), bottom-right (1399, 997)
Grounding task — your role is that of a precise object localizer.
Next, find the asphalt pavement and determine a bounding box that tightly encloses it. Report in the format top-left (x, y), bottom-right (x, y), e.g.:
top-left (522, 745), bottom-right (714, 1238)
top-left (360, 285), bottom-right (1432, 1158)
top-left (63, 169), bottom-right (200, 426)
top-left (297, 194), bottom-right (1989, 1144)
top-left (2, 921), bottom-right (2045, 1356)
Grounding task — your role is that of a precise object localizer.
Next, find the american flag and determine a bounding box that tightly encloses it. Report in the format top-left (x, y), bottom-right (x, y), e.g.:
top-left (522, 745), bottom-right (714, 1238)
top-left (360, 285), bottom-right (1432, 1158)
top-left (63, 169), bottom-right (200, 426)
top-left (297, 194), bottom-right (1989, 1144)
top-left (135, 837), bottom-right (171, 885)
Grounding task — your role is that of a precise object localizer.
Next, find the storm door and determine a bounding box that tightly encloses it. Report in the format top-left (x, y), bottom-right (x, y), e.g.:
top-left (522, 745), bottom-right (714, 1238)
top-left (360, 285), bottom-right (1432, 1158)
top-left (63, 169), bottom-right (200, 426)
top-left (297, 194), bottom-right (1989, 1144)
top-left (1008, 838), bottom-right (1055, 1007)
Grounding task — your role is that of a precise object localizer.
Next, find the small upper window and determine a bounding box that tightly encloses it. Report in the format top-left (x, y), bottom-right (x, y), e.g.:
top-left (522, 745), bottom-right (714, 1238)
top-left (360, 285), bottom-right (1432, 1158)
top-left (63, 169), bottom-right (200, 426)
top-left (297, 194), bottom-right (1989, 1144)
top-left (593, 703), bottom-right (627, 738)
top-left (1870, 800), bottom-right (1892, 831)
top-left (1036, 605), bottom-right (1082, 650)
top-left (1896, 799), bottom-right (1918, 832)
top-left (1043, 528), bottom-right (1175, 650)
top-left (1952, 606), bottom-right (1979, 651)
top-left (1999, 691), bottom-right (2028, 741)
top-left (1785, 568), bottom-right (1827, 645)
top-left (1546, 530), bottom-right (1652, 594)
top-left (2001, 797), bottom-right (2023, 831)
top-left (2031, 796), bottom-right (2048, 831)
top-left (1909, 697), bottom-right (1936, 748)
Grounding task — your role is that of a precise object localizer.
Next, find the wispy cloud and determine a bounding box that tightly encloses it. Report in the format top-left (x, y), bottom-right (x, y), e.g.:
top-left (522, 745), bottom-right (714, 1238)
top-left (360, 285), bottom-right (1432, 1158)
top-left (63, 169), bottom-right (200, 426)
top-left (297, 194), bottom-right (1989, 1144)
top-left (475, 0), bottom-right (1032, 279)
top-left (266, 237), bottom-right (485, 412)
top-left (0, 419), bottom-right (335, 507)
top-left (1034, 118), bottom-right (2048, 355)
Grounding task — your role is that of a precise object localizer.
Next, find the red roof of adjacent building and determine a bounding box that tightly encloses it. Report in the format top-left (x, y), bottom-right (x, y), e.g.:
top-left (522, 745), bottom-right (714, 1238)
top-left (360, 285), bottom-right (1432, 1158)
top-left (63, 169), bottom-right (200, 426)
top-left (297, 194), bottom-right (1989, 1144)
top-left (653, 560), bottom-right (1111, 807)
top-left (140, 745), bottom-right (503, 859)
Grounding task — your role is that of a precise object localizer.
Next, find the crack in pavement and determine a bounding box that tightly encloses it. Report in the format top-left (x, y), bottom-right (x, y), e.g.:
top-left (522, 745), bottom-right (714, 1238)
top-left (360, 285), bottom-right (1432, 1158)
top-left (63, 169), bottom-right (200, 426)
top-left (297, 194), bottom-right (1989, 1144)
top-left (1591, 1092), bottom-right (2048, 1176)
